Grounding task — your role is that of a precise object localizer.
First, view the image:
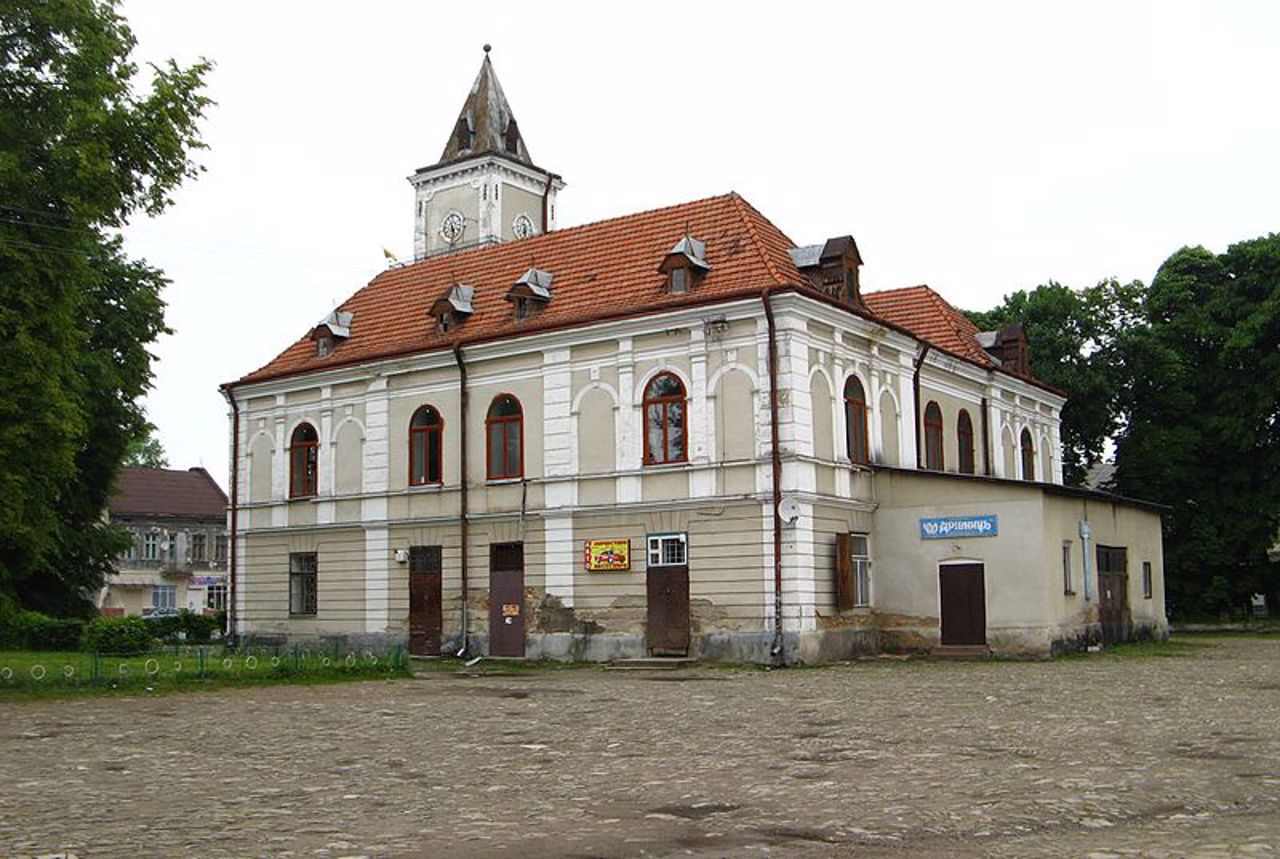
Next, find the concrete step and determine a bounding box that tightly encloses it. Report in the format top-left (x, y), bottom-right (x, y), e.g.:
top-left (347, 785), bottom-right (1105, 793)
top-left (605, 657), bottom-right (698, 670)
top-left (931, 645), bottom-right (991, 661)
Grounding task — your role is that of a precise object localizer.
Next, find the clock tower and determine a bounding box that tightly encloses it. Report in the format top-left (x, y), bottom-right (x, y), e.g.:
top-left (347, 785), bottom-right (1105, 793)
top-left (409, 46), bottom-right (565, 260)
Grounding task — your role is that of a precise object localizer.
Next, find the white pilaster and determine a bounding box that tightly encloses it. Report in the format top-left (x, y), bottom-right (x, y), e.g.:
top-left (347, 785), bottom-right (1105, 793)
top-left (364, 526), bottom-right (389, 633)
top-left (363, 377), bottom-right (389, 494)
top-left (617, 338), bottom-right (641, 503)
top-left (544, 515), bottom-right (575, 607)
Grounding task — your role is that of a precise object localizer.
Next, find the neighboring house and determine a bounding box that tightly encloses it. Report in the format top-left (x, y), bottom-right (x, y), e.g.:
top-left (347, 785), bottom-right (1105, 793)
top-left (100, 467), bottom-right (230, 617)
top-left (220, 51), bottom-right (1167, 661)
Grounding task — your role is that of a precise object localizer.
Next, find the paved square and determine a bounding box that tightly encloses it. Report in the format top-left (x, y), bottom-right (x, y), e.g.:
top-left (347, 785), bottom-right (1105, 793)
top-left (3, 637), bottom-right (1279, 858)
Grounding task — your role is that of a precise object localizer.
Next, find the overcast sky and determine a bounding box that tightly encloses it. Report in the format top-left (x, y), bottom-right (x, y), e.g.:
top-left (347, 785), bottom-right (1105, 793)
top-left (118, 0), bottom-right (1280, 490)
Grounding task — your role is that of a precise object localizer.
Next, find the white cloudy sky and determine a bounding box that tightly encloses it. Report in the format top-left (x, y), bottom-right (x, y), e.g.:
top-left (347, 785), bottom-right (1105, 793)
top-left (118, 0), bottom-right (1280, 489)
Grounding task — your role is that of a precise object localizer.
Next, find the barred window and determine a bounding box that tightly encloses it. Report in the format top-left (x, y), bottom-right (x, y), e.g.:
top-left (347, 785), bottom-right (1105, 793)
top-left (647, 533), bottom-right (687, 567)
top-left (289, 552), bottom-right (318, 616)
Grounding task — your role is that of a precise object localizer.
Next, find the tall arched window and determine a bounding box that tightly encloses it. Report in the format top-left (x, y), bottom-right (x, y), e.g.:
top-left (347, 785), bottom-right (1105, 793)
top-left (923, 401), bottom-right (944, 470)
top-left (486, 395), bottom-right (523, 480)
top-left (844, 376), bottom-right (869, 464)
top-left (409, 405), bottom-right (443, 486)
top-left (957, 409), bottom-right (975, 475)
top-left (643, 373), bottom-right (687, 465)
top-left (1020, 428), bottom-right (1036, 482)
top-left (289, 423), bottom-right (319, 498)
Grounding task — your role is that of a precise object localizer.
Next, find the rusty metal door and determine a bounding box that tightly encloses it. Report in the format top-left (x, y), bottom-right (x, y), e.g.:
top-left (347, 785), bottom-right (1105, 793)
top-left (488, 542), bottom-right (525, 657)
top-left (1097, 545), bottom-right (1130, 645)
top-left (939, 564), bottom-right (986, 646)
top-left (646, 565), bottom-right (690, 656)
top-left (408, 545), bottom-right (442, 656)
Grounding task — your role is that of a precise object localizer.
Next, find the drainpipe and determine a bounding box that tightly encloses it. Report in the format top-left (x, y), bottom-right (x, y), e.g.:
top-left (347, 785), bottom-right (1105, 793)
top-left (540, 172), bottom-right (557, 234)
top-left (761, 288), bottom-right (785, 665)
top-left (220, 388), bottom-right (240, 645)
top-left (453, 344), bottom-right (471, 656)
top-left (980, 394), bottom-right (992, 477)
top-left (912, 344), bottom-right (931, 469)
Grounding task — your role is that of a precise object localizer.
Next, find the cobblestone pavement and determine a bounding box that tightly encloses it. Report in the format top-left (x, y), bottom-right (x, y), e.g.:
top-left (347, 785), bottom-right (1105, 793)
top-left (3, 636), bottom-right (1279, 859)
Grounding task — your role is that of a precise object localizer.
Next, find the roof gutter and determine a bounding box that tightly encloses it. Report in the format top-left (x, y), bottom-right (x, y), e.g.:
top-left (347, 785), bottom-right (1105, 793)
top-left (452, 343), bottom-right (471, 657)
top-left (912, 343), bottom-right (931, 469)
top-left (761, 287), bottom-right (786, 665)
top-left (219, 387), bottom-right (240, 644)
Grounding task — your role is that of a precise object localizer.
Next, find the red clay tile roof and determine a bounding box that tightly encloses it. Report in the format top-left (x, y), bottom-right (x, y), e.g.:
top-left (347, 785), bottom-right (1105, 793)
top-left (864, 285), bottom-right (996, 368)
top-left (110, 468), bottom-right (228, 519)
top-left (235, 193), bottom-right (807, 385)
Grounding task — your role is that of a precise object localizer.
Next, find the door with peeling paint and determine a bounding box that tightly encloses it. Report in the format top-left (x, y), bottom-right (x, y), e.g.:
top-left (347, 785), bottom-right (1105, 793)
top-left (646, 565), bottom-right (690, 656)
top-left (1097, 545), bottom-right (1130, 645)
top-left (489, 542), bottom-right (525, 657)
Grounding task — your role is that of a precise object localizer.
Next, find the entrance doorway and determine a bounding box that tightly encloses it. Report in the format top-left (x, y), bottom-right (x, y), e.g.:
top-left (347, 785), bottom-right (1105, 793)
top-left (645, 533), bottom-right (691, 656)
top-left (488, 542), bottom-right (525, 657)
top-left (939, 563), bottom-right (987, 646)
top-left (408, 545), bottom-right (442, 656)
top-left (1097, 545), bottom-right (1130, 645)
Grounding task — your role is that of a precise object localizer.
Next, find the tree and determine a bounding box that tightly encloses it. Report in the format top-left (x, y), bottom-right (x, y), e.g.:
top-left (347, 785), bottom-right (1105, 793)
top-left (123, 423), bottom-right (170, 469)
top-left (965, 279), bottom-right (1143, 485)
top-left (0, 1), bottom-right (210, 615)
top-left (1112, 236), bottom-right (1280, 616)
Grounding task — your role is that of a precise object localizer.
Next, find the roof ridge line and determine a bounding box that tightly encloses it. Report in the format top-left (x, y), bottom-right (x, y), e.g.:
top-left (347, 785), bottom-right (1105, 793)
top-left (728, 193), bottom-right (788, 286)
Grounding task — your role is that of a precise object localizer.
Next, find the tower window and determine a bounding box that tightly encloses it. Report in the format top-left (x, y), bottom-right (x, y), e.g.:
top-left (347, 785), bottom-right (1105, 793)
top-left (455, 117), bottom-right (472, 151)
top-left (505, 119), bottom-right (520, 154)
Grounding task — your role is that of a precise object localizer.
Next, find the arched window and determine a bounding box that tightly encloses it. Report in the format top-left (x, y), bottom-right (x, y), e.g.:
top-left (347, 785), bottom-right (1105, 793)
top-left (924, 401), bottom-right (944, 470)
top-left (1020, 428), bottom-right (1036, 481)
top-left (844, 376), bottom-right (869, 464)
top-left (409, 405), bottom-right (443, 486)
top-left (957, 409), bottom-right (975, 475)
top-left (289, 423), bottom-right (319, 498)
top-left (643, 373), bottom-right (687, 465)
top-left (486, 394), bottom-right (523, 480)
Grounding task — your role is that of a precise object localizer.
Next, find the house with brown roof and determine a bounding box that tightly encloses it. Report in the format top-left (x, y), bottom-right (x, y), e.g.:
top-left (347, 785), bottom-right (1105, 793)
top-left (100, 467), bottom-right (229, 617)
top-left (221, 50), bottom-right (1166, 661)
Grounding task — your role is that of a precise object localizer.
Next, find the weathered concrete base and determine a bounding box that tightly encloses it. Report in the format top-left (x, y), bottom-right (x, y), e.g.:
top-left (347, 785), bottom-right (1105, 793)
top-left (792, 627), bottom-right (878, 664)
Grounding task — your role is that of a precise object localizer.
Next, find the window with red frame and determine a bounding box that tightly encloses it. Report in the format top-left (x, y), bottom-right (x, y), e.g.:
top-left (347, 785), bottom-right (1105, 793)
top-left (924, 401), bottom-right (944, 471)
top-left (409, 405), bottom-right (443, 486)
top-left (289, 423), bottom-right (318, 498)
top-left (957, 408), bottom-right (976, 474)
top-left (486, 395), bottom-right (523, 480)
top-left (843, 376), bottom-right (869, 464)
top-left (643, 373), bottom-right (687, 465)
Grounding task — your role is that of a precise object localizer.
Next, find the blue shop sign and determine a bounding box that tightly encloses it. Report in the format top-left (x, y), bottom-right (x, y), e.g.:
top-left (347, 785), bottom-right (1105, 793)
top-left (919, 515), bottom-right (999, 540)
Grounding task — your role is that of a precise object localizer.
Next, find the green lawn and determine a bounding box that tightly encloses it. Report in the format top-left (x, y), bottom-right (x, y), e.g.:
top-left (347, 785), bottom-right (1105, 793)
top-left (0, 645), bottom-right (410, 699)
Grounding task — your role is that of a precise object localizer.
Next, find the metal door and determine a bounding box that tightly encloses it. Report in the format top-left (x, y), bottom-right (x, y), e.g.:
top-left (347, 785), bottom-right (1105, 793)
top-left (939, 564), bottom-right (987, 646)
top-left (646, 565), bottom-right (690, 655)
top-left (408, 545), bottom-right (442, 656)
top-left (488, 542), bottom-right (525, 657)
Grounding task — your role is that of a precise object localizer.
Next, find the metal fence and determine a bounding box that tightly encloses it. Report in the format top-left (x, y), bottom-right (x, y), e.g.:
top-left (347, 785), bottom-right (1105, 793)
top-left (0, 644), bottom-right (408, 692)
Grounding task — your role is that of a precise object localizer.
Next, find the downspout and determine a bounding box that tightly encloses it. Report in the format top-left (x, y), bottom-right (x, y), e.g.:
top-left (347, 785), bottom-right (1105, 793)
top-left (453, 344), bottom-right (471, 657)
top-left (221, 388), bottom-right (240, 645)
top-left (541, 172), bottom-right (557, 234)
top-left (761, 288), bottom-right (785, 665)
top-left (912, 344), bottom-right (931, 469)
top-left (980, 394), bottom-right (992, 477)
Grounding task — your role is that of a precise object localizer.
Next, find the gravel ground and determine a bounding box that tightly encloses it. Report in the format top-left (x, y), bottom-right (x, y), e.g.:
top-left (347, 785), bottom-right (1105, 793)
top-left (2, 636), bottom-right (1279, 858)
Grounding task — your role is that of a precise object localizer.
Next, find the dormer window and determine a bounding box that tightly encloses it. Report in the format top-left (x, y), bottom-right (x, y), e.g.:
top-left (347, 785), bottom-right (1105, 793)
top-left (792, 236), bottom-right (864, 306)
top-left (454, 117), bottom-right (473, 151)
top-left (504, 119), bottom-right (520, 154)
top-left (429, 283), bottom-right (475, 335)
top-left (506, 268), bottom-right (553, 320)
top-left (310, 309), bottom-right (353, 357)
top-left (658, 235), bottom-right (710, 295)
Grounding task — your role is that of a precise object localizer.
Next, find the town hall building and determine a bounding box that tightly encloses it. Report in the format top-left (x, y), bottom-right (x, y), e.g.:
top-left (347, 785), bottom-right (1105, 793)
top-left (221, 50), bottom-right (1167, 662)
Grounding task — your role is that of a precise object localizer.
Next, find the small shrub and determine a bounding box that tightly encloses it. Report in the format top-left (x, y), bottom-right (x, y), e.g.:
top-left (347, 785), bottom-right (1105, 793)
top-left (0, 610), bottom-right (85, 651)
top-left (148, 612), bottom-right (184, 641)
top-left (181, 611), bottom-right (221, 643)
top-left (83, 616), bottom-right (154, 654)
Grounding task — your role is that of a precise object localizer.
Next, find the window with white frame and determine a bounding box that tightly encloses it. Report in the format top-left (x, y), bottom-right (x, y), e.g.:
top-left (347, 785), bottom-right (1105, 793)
top-left (152, 585), bottom-right (176, 611)
top-left (206, 584), bottom-right (228, 612)
top-left (190, 533), bottom-right (207, 562)
top-left (647, 533), bottom-right (688, 567)
top-left (143, 532), bottom-right (159, 561)
top-left (851, 534), bottom-right (871, 607)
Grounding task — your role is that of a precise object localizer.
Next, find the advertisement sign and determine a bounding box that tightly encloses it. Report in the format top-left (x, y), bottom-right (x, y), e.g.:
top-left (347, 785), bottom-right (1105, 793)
top-left (919, 515), bottom-right (999, 540)
top-left (583, 539), bottom-right (631, 571)
top-left (188, 574), bottom-right (227, 587)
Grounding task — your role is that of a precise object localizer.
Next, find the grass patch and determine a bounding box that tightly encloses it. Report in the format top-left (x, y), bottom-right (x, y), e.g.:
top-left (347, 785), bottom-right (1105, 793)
top-left (0, 645), bottom-right (411, 700)
top-left (1057, 636), bottom-right (1209, 661)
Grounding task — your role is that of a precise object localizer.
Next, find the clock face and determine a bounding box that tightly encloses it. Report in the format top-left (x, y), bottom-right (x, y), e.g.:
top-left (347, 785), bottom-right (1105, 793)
top-left (439, 210), bottom-right (465, 243)
top-left (513, 213), bottom-right (536, 240)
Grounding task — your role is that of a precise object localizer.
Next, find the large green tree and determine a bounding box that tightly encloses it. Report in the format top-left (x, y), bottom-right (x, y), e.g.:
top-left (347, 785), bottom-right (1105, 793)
top-left (966, 279), bottom-right (1144, 485)
top-left (1112, 236), bottom-right (1280, 616)
top-left (0, 1), bottom-right (210, 615)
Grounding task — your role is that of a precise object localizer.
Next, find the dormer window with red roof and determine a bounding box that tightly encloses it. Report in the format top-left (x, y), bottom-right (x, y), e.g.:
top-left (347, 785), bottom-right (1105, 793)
top-left (506, 268), bottom-right (553, 321)
top-left (658, 235), bottom-right (710, 295)
top-left (310, 310), bottom-right (353, 358)
top-left (429, 283), bottom-right (475, 335)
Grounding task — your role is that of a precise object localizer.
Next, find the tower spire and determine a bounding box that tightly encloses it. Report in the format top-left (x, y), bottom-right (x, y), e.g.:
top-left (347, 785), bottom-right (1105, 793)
top-left (437, 45), bottom-right (531, 167)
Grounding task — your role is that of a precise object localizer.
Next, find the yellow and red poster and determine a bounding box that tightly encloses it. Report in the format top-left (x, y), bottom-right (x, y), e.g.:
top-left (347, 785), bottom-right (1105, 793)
top-left (583, 539), bottom-right (631, 572)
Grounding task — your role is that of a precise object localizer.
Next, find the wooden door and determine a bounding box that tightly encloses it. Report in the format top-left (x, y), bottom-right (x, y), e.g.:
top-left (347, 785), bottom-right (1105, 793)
top-left (408, 545), bottom-right (442, 656)
top-left (646, 565), bottom-right (690, 656)
top-left (939, 564), bottom-right (987, 646)
top-left (1097, 545), bottom-right (1130, 645)
top-left (488, 542), bottom-right (525, 657)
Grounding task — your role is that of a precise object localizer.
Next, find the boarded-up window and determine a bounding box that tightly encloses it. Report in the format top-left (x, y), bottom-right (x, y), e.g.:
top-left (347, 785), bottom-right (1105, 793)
top-left (879, 390), bottom-right (899, 465)
top-left (578, 388), bottom-right (615, 474)
top-left (809, 372), bottom-right (833, 461)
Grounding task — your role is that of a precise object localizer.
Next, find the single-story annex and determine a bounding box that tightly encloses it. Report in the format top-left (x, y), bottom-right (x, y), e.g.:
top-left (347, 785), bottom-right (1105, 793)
top-left (221, 51), bottom-right (1167, 662)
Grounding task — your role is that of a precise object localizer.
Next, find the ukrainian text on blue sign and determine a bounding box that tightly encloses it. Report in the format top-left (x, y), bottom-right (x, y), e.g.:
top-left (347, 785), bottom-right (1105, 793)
top-left (919, 515), bottom-right (998, 540)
